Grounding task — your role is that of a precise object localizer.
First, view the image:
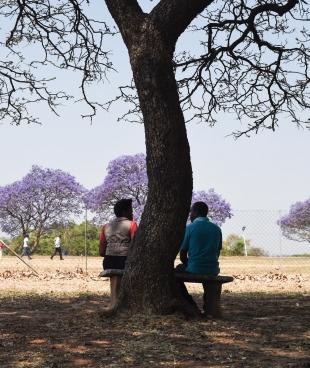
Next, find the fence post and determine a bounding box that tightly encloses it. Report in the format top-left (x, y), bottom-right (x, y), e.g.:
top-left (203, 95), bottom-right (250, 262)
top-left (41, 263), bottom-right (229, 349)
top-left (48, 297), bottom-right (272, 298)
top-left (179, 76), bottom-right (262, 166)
top-left (278, 210), bottom-right (283, 256)
top-left (84, 207), bottom-right (88, 274)
top-left (278, 209), bottom-right (283, 268)
top-left (242, 226), bottom-right (248, 256)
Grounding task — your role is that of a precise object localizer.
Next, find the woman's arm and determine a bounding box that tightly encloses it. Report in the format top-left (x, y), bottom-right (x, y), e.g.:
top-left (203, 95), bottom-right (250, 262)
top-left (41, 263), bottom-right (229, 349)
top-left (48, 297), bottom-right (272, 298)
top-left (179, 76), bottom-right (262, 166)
top-left (99, 225), bottom-right (108, 257)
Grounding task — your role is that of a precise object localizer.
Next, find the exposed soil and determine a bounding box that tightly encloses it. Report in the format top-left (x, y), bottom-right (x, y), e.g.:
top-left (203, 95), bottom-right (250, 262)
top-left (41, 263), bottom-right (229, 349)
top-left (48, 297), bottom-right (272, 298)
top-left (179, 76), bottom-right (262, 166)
top-left (1, 256), bottom-right (309, 295)
top-left (0, 257), bottom-right (309, 367)
top-left (0, 293), bottom-right (309, 368)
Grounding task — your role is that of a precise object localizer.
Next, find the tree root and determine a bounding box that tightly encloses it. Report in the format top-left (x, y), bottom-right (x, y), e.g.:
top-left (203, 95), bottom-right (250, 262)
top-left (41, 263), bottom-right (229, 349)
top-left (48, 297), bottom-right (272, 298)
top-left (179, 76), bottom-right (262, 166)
top-left (98, 295), bottom-right (202, 321)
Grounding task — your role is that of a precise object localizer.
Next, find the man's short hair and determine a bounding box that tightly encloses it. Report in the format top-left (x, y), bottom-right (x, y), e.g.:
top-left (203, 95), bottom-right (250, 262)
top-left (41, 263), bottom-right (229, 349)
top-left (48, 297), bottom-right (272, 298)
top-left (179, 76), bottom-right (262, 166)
top-left (192, 201), bottom-right (209, 217)
top-left (114, 199), bottom-right (133, 217)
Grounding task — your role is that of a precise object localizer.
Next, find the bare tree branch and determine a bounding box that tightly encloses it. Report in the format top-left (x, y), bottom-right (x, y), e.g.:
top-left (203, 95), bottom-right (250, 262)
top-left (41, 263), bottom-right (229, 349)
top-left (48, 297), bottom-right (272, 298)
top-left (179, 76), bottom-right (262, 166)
top-left (0, 0), bottom-right (115, 124)
top-left (174, 0), bottom-right (310, 136)
top-left (104, 0), bottom-right (310, 137)
top-left (150, 0), bottom-right (215, 44)
top-left (1, 0), bottom-right (309, 136)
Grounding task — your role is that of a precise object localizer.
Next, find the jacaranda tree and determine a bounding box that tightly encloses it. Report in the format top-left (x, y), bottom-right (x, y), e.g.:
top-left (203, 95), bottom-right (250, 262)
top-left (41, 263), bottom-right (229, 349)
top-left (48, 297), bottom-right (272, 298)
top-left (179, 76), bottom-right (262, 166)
top-left (279, 198), bottom-right (310, 243)
top-left (88, 153), bottom-right (232, 225)
top-left (1, 1), bottom-right (310, 315)
top-left (87, 154), bottom-right (148, 222)
top-left (0, 166), bottom-right (85, 251)
top-left (192, 190), bottom-right (232, 226)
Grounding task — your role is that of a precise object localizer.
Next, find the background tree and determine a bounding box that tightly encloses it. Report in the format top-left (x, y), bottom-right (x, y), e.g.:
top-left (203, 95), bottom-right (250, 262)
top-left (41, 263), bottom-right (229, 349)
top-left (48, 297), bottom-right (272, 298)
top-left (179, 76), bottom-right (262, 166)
top-left (87, 153), bottom-right (148, 222)
top-left (222, 234), bottom-right (267, 256)
top-left (8, 221), bottom-right (100, 256)
top-left (279, 198), bottom-right (310, 243)
top-left (1, 1), bottom-right (310, 315)
top-left (61, 222), bottom-right (100, 256)
top-left (87, 153), bottom-right (232, 225)
top-left (192, 190), bottom-right (232, 226)
top-left (222, 234), bottom-right (246, 256)
top-left (0, 166), bottom-right (85, 251)
top-left (36, 222), bottom-right (100, 256)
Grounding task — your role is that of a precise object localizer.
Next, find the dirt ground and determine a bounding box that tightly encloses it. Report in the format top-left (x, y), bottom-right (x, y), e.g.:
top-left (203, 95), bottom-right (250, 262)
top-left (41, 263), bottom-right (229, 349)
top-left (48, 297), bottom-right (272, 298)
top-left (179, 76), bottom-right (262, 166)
top-left (0, 256), bottom-right (309, 367)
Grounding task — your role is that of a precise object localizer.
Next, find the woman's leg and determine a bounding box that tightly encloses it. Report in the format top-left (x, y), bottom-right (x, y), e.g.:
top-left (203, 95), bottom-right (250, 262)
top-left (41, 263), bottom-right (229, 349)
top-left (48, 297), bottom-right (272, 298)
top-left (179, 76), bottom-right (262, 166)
top-left (108, 276), bottom-right (122, 309)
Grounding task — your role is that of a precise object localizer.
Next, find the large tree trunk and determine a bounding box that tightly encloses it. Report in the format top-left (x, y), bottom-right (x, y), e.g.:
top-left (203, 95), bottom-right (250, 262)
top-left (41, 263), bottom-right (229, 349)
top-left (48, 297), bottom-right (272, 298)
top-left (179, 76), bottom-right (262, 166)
top-left (104, 0), bottom-right (211, 315)
top-left (116, 22), bottom-right (193, 315)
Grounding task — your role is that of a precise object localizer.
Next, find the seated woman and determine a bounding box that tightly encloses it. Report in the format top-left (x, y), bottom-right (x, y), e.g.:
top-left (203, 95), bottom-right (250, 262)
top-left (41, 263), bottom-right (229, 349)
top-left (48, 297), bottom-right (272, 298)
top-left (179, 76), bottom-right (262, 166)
top-left (99, 199), bottom-right (138, 311)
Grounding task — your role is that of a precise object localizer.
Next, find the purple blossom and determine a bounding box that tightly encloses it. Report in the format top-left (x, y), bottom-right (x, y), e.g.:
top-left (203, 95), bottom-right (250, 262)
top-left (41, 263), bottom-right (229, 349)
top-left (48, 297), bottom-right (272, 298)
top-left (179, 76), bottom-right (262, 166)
top-left (279, 198), bottom-right (310, 242)
top-left (86, 154), bottom-right (148, 222)
top-left (0, 165), bottom-right (85, 243)
top-left (192, 189), bottom-right (232, 226)
top-left (87, 154), bottom-right (232, 226)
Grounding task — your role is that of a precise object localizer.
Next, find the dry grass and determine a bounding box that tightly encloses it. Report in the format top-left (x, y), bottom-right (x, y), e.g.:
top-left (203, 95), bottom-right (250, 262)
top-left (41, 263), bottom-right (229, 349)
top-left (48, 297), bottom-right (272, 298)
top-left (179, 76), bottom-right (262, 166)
top-left (0, 256), bottom-right (309, 295)
top-left (0, 256), bottom-right (309, 368)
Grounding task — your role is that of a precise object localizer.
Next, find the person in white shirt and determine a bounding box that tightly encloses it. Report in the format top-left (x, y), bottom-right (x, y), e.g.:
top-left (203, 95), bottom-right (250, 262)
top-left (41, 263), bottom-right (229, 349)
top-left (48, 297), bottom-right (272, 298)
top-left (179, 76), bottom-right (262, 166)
top-left (0, 241), bottom-right (4, 259)
top-left (21, 235), bottom-right (32, 259)
top-left (50, 235), bottom-right (64, 260)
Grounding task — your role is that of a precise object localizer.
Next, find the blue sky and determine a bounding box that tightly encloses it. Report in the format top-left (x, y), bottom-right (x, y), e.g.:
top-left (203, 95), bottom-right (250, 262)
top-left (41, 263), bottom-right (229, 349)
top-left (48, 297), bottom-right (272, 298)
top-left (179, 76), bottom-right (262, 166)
top-left (0, 1), bottom-right (309, 253)
top-left (1, 93), bottom-right (309, 212)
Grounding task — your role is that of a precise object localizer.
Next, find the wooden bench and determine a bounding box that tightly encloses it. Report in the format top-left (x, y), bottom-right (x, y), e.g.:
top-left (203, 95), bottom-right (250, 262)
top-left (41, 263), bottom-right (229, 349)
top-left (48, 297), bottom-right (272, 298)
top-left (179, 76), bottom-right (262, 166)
top-left (99, 269), bottom-right (124, 277)
top-left (99, 269), bottom-right (233, 318)
top-left (174, 272), bottom-right (234, 318)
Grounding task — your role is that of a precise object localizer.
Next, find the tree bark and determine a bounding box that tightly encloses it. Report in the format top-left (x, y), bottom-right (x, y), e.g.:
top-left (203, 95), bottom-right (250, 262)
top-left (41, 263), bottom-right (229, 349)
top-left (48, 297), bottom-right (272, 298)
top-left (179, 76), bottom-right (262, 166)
top-left (104, 0), bottom-right (211, 315)
top-left (121, 30), bottom-right (192, 314)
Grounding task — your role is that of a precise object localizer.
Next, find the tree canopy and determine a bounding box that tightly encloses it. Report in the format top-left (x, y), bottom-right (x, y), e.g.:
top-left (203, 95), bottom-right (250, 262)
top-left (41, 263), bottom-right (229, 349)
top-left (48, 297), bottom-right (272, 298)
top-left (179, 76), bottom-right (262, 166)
top-left (192, 189), bottom-right (232, 226)
top-left (279, 198), bottom-right (310, 242)
top-left (87, 153), bottom-right (148, 221)
top-left (0, 166), bottom-right (85, 249)
top-left (1, 1), bottom-right (309, 135)
top-left (87, 153), bottom-right (232, 225)
top-left (222, 233), bottom-right (268, 256)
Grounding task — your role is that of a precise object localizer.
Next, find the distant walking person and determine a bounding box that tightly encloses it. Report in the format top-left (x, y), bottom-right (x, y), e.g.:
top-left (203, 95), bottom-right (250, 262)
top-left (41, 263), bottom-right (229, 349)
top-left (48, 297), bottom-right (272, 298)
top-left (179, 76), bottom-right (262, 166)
top-left (51, 235), bottom-right (64, 260)
top-left (0, 241), bottom-right (4, 259)
top-left (21, 235), bottom-right (32, 259)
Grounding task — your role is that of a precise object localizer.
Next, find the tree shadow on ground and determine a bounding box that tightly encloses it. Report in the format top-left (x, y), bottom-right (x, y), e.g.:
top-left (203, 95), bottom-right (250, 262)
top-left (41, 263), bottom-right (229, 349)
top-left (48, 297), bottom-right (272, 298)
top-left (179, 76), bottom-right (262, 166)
top-left (0, 292), bottom-right (309, 368)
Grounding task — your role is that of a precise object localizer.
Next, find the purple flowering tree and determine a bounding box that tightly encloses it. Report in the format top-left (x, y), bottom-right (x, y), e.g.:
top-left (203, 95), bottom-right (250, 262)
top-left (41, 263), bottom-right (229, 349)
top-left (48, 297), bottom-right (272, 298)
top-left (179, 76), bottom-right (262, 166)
top-left (279, 199), bottom-right (310, 243)
top-left (0, 166), bottom-right (85, 251)
top-left (87, 154), bottom-right (148, 222)
top-left (192, 190), bottom-right (232, 226)
top-left (88, 154), bottom-right (232, 226)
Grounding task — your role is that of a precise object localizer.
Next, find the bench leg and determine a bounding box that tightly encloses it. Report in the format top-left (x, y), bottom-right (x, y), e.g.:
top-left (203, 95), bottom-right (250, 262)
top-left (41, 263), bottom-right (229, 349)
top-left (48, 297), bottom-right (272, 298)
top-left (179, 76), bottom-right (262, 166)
top-left (203, 282), bottom-right (222, 318)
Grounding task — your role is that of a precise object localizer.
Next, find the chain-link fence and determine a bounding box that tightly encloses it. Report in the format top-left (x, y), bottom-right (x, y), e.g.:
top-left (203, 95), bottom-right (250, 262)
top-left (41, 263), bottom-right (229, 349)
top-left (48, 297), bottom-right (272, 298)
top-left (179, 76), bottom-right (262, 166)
top-left (1, 208), bottom-right (309, 274)
top-left (220, 209), bottom-right (310, 273)
top-left (222, 209), bottom-right (309, 256)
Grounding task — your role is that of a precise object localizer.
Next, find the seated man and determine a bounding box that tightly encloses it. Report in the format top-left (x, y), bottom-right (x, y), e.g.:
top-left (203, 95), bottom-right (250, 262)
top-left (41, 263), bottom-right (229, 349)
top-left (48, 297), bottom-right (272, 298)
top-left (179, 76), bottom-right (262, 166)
top-left (178, 201), bottom-right (222, 313)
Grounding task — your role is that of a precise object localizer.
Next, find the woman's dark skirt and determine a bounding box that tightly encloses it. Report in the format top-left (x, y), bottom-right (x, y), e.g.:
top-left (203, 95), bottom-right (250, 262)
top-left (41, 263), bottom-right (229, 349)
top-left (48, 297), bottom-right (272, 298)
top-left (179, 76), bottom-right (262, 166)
top-left (103, 255), bottom-right (127, 270)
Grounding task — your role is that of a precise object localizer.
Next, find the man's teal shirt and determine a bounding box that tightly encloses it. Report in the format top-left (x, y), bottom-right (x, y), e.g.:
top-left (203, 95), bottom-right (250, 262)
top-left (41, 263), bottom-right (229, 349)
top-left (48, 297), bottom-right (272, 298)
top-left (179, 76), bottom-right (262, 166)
top-left (180, 217), bottom-right (222, 275)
